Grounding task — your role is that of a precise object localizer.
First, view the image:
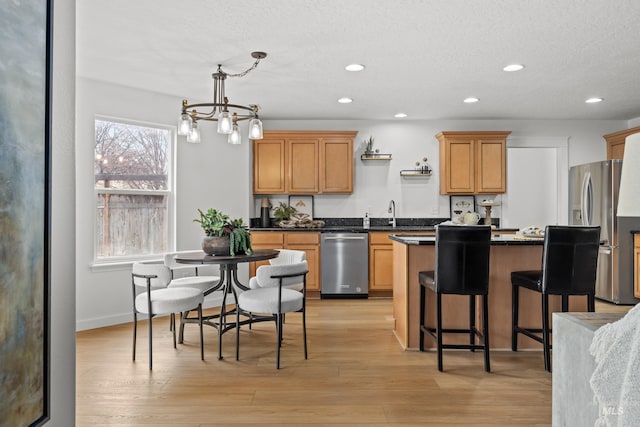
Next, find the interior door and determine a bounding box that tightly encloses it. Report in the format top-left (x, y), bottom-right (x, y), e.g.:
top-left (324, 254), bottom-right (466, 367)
top-left (502, 147), bottom-right (558, 229)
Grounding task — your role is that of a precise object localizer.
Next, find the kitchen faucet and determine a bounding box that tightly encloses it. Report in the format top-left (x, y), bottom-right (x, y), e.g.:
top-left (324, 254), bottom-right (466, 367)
top-left (388, 199), bottom-right (396, 228)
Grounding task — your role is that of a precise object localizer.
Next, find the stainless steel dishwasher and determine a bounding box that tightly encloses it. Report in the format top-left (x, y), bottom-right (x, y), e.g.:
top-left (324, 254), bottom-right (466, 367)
top-left (320, 232), bottom-right (369, 298)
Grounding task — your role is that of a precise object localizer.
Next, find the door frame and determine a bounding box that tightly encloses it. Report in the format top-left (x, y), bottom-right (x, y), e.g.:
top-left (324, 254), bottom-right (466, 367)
top-left (502, 136), bottom-right (569, 227)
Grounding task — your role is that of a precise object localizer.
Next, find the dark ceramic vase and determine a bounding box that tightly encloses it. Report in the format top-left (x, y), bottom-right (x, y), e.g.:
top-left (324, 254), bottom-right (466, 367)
top-left (201, 236), bottom-right (231, 256)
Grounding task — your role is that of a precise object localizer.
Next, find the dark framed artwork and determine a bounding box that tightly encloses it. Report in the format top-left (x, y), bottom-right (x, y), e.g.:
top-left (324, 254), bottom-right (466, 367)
top-left (288, 195), bottom-right (314, 219)
top-left (0, 0), bottom-right (52, 425)
top-left (450, 195), bottom-right (475, 223)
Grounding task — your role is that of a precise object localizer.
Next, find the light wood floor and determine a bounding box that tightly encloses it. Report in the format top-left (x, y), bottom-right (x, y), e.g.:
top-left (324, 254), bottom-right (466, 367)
top-left (76, 298), bottom-right (630, 426)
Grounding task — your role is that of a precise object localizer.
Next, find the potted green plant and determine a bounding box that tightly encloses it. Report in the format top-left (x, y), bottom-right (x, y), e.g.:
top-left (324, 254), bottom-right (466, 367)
top-left (194, 208), bottom-right (253, 256)
top-left (272, 202), bottom-right (297, 226)
top-left (364, 136), bottom-right (374, 155)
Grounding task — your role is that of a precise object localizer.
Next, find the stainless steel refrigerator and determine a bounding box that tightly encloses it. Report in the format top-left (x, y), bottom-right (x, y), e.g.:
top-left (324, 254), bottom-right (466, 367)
top-left (569, 159), bottom-right (638, 304)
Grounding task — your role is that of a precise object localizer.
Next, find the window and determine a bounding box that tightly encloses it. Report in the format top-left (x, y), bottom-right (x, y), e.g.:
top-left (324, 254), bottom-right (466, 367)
top-left (94, 118), bottom-right (174, 262)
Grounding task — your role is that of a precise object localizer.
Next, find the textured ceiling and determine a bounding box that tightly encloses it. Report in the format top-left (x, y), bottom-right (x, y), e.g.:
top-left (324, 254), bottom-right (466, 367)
top-left (77, 0), bottom-right (640, 121)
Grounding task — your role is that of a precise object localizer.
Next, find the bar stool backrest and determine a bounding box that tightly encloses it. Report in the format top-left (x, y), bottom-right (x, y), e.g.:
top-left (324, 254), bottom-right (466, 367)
top-left (541, 225), bottom-right (601, 295)
top-left (434, 225), bottom-right (492, 295)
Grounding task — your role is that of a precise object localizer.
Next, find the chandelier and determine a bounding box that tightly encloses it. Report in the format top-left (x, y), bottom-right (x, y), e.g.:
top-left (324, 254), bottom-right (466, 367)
top-left (177, 51), bottom-right (267, 144)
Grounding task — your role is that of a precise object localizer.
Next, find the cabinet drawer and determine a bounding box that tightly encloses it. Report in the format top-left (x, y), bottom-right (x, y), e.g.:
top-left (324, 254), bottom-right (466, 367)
top-left (285, 232), bottom-right (319, 245)
top-left (369, 232), bottom-right (393, 245)
top-left (251, 232), bottom-right (284, 245)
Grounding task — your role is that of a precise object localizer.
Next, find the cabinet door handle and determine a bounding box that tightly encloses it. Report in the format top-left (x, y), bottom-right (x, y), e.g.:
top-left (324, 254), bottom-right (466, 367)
top-left (324, 236), bottom-right (367, 241)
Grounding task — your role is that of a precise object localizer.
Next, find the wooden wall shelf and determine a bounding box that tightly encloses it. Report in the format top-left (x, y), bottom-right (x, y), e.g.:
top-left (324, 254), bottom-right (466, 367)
top-left (361, 153), bottom-right (392, 160)
top-left (400, 170), bottom-right (432, 177)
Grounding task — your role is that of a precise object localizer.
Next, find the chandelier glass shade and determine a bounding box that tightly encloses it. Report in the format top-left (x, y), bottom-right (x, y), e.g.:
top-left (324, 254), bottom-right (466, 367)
top-left (177, 52), bottom-right (267, 144)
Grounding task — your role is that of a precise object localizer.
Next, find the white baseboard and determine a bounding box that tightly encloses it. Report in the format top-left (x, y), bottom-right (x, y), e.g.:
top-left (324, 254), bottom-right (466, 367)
top-left (76, 299), bottom-right (227, 331)
top-left (76, 312), bottom-right (133, 331)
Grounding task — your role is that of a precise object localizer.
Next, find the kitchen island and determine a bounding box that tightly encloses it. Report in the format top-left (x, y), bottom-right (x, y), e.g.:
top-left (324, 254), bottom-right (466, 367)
top-left (390, 234), bottom-right (588, 350)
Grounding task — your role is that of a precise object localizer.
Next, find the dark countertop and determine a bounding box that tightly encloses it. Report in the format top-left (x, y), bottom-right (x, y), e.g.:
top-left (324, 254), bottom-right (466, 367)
top-left (250, 225), bottom-right (519, 233)
top-left (389, 234), bottom-right (543, 246)
top-left (251, 225), bottom-right (433, 233)
top-left (250, 216), bottom-right (517, 234)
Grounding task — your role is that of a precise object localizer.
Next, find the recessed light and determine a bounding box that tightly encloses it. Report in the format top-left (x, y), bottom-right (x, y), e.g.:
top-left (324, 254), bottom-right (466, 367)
top-left (464, 97), bottom-right (479, 103)
top-left (585, 97), bottom-right (603, 103)
top-left (394, 113), bottom-right (407, 118)
top-left (345, 63), bottom-right (365, 72)
top-left (338, 97), bottom-right (353, 104)
top-left (503, 64), bottom-right (525, 72)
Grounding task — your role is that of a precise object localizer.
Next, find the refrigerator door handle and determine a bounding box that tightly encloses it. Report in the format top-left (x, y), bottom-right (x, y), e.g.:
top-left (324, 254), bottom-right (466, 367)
top-left (581, 171), bottom-right (593, 225)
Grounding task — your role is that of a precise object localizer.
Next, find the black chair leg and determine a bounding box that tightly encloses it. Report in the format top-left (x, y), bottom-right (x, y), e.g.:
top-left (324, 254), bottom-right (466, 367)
top-left (483, 294), bottom-right (491, 373)
top-left (436, 292), bottom-right (443, 372)
top-left (132, 313), bottom-right (137, 361)
top-left (148, 315), bottom-right (153, 370)
top-left (469, 295), bottom-right (476, 352)
top-left (171, 313), bottom-right (177, 349)
top-left (198, 305), bottom-right (204, 361)
top-left (419, 284), bottom-right (426, 351)
top-left (561, 295), bottom-right (569, 312)
top-left (588, 294), bottom-right (595, 312)
top-left (542, 294), bottom-right (551, 372)
top-left (512, 284), bottom-right (519, 351)
top-left (235, 307), bottom-right (240, 361)
top-left (179, 310), bottom-right (187, 344)
top-left (276, 313), bottom-right (282, 369)
top-left (302, 307), bottom-right (308, 360)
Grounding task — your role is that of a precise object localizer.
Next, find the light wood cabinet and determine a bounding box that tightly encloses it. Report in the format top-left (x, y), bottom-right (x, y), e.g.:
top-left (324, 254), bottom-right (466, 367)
top-left (436, 131), bottom-right (510, 194)
top-left (604, 126), bottom-right (640, 160)
top-left (253, 138), bottom-right (286, 193)
top-left (288, 136), bottom-right (319, 193)
top-left (368, 231), bottom-right (436, 295)
top-left (253, 131), bottom-right (356, 194)
top-left (320, 136), bottom-right (354, 193)
top-left (634, 234), bottom-right (640, 298)
top-left (249, 231), bottom-right (321, 292)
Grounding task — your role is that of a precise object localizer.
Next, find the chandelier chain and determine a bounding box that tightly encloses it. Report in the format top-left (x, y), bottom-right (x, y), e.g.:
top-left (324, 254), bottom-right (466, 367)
top-left (225, 57), bottom-right (262, 78)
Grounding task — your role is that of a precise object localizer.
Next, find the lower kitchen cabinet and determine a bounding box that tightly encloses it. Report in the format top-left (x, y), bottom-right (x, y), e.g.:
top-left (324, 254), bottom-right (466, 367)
top-left (249, 231), bottom-right (321, 293)
top-left (369, 233), bottom-right (395, 293)
top-left (368, 231), bottom-right (435, 296)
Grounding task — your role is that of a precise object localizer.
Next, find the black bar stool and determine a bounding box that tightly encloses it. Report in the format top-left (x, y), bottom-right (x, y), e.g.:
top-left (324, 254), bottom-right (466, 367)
top-left (511, 225), bottom-right (600, 372)
top-left (419, 225), bottom-right (492, 372)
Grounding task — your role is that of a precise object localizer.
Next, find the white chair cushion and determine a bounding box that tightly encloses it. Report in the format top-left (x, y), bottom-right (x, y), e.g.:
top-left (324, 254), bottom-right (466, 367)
top-left (135, 287), bottom-right (203, 315)
top-left (205, 289), bottom-right (236, 306)
top-left (168, 275), bottom-right (219, 292)
top-left (132, 262), bottom-right (172, 289)
top-left (255, 261), bottom-right (308, 289)
top-left (271, 249), bottom-right (306, 265)
top-left (238, 287), bottom-right (303, 314)
top-left (249, 269), bottom-right (303, 291)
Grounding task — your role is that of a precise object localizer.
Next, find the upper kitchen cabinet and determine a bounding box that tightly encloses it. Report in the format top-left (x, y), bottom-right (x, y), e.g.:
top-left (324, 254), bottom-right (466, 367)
top-left (320, 135), bottom-right (354, 193)
top-left (604, 126), bottom-right (640, 160)
top-left (436, 131), bottom-right (511, 194)
top-left (253, 131), bottom-right (356, 194)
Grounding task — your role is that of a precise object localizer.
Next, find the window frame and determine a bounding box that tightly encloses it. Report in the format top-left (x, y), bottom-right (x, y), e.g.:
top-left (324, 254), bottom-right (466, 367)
top-left (92, 115), bottom-right (176, 265)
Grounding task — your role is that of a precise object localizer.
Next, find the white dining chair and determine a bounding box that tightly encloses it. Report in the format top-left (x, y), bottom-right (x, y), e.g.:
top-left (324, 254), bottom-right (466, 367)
top-left (247, 249), bottom-right (306, 290)
top-left (131, 262), bottom-right (204, 370)
top-left (164, 251), bottom-right (233, 341)
top-left (235, 260), bottom-right (308, 369)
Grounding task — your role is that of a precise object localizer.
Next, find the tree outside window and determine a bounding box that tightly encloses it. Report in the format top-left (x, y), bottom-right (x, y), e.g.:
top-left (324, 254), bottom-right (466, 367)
top-left (94, 118), bottom-right (173, 261)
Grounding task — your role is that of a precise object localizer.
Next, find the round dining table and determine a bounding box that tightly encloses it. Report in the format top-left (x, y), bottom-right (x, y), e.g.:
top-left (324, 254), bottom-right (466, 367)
top-left (175, 249), bottom-right (279, 359)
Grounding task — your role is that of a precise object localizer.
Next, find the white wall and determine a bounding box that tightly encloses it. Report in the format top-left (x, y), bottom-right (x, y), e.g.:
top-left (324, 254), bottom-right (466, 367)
top-left (75, 79), bottom-right (628, 330)
top-left (260, 119), bottom-right (621, 220)
top-left (76, 78), bottom-right (252, 330)
top-left (50, 0), bottom-right (76, 425)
